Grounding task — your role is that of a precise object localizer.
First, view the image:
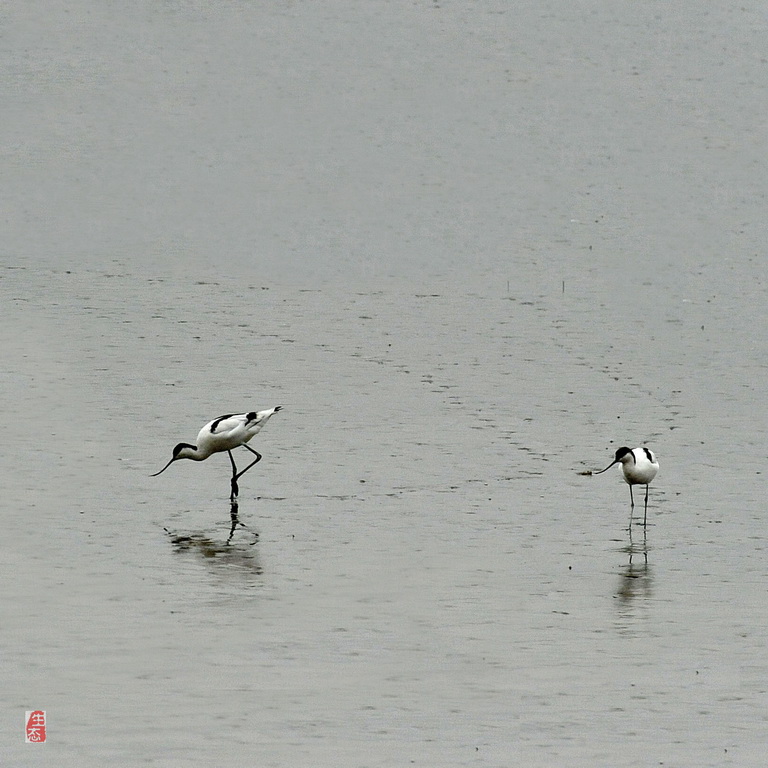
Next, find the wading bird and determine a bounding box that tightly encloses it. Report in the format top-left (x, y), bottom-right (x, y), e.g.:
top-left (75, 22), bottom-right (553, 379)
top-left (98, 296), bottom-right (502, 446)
top-left (151, 407), bottom-right (282, 501)
top-left (594, 446), bottom-right (658, 527)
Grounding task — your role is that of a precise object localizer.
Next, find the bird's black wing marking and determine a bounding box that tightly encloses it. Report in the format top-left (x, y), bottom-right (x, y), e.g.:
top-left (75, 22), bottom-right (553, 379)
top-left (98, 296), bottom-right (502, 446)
top-left (210, 414), bottom-right (235, 432)
top-left (642, 447), bottom-right (654, 462)
top-left (245, 411), bottom-right (257, 423)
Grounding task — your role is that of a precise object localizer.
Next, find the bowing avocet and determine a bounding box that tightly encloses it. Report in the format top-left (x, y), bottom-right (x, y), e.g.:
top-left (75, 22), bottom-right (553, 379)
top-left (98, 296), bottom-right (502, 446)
top-left (151, 407), bottom-right (282, 501)
top-left (594, 446), bottom-right (658, 526)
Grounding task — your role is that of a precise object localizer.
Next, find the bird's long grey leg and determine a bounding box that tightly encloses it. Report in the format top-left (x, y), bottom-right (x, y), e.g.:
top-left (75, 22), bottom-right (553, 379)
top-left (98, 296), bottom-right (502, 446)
top-left (226, 446), bottom-right (262, 502)
top-left (628, 485), bottom-right (635, 530)
top-left (643, 485), bottom-right (649, 526)
top-left (228, 450), bottom-right (239, 501)
top-left (234, 445), bottom-right (262, 482)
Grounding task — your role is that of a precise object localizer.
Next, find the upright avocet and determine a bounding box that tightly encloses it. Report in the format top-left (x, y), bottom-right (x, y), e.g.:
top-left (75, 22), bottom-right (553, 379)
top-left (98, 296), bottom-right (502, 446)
top-left (151, 407), bottom-right (282, 501)
top-left (594, 446), bottom-right (659, 526)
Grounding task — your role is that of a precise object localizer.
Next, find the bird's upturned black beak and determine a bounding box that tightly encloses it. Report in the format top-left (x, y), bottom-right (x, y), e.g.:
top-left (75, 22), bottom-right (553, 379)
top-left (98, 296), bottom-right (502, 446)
top-left (593, 460), bottom-right (618, 475)
top-left (150, 457), bottom-right (177, 477)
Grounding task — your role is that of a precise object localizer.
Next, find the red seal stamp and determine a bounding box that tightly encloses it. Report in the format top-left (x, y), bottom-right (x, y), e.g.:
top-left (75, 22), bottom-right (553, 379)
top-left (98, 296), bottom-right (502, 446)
top-left (25, 711), bottom-right (46, 743)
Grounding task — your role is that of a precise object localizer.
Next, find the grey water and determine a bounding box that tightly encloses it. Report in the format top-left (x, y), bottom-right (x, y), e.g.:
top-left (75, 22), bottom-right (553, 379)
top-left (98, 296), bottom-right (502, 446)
top-left (3, 2), bottom-right (768, 766)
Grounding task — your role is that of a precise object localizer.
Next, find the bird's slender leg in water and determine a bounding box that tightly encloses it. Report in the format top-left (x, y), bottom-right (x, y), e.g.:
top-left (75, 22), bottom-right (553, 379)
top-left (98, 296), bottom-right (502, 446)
top-left (227, 446), bottom-right (262, 500)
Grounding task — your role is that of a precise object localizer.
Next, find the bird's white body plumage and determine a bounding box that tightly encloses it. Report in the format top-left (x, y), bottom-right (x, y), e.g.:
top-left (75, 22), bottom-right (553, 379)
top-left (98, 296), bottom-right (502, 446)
top-left (617, 447), bottom-right (658, 487)
top-left (178, 408), bottom-right (281, 461)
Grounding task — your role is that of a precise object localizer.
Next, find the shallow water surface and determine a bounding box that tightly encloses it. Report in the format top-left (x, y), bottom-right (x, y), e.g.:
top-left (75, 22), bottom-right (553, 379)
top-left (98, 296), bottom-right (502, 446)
top-left (3, 0), bottom-right (768, 765)
top-left (3, 263), bottom-right (767, 767)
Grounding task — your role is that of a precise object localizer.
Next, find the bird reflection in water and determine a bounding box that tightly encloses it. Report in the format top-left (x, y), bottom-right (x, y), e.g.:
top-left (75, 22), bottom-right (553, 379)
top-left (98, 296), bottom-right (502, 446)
top-left (617, 524), bottom-right (652, 604)
top-left (226, 500), bottom-right (260, 545)
top-left (164, 501), bottom-right (262, 573)
top-left (165, 501), bottom-right (258, 546)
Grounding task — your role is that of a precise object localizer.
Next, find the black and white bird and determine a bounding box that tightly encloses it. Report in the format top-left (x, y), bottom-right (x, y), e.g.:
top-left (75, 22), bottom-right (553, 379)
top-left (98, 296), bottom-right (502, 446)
top-left (151, 407), bottom-right (282, 501)
top-left (594, 446), bottom-right (659, 526)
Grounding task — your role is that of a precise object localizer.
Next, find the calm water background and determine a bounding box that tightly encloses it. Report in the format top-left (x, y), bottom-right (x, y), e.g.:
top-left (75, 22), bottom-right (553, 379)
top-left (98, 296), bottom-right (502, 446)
top-left (3, 1), bottom-right (768, 766)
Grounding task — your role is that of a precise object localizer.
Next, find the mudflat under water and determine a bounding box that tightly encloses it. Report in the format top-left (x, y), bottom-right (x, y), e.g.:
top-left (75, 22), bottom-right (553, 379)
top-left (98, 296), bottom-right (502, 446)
top-left (3, 261), bottom-right (767, 766)
top-left (3, 1), bottom-right (768, 766)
